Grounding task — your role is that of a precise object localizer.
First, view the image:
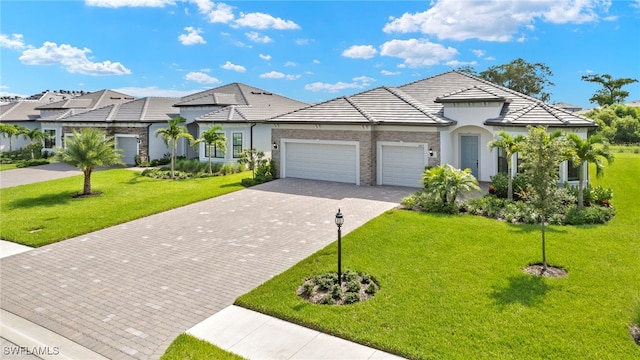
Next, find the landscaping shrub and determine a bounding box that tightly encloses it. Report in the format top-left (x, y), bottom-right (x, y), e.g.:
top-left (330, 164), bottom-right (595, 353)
top-left (402, 190), bottom-right (459, 214)
top-left (344, 292), bottom-right (360, 304)
top-left (564, 205), bottom-right (616, 225)
top-left (141, 168), bottom-right (191, 180)
top-left (365, 283), bottom-right (377, 295)
top-left (489, 173), bottom-right (529, 200)
top-left (15, 159), bottom-right (49, 168)
top-left (346, 280), bottom-right (361, 293)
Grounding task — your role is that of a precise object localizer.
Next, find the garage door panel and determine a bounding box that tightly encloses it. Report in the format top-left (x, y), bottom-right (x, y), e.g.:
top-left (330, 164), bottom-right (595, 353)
top-left (380, 145), bottom-right (425, 187)
top-left (285, 142), bottom-right (357, 184)
top-left (116, 137), bottom-right (138, 165)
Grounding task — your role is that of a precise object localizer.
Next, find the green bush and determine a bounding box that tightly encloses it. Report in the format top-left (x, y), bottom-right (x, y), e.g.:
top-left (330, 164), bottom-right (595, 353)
top-left (564, 206), bottom-right (616, 225)
top-left (489, 173), bottom-right (529, 200)
top-left (141, 168), bottom-right (191, 180)
top-left (314, 273), bottom-right (338, 291)
top-left (346, 280), bottom-right (361, 293)
top-left (301, 282), bottom-right (314, 297)
top-left (15, 159), bottom-right (49, 168)
top-left (365, 283), bottom-right (377, 295)
top-left (331, 285), bottom-right (342, 300)
top-left (320, 295), bottom-right (334, 305)
top-left (344, 292), bottom-right (360, 304)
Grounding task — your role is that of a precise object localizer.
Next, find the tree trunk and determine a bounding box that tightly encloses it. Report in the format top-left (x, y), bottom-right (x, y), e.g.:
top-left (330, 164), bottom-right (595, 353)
top-left (541, 218), bottom-right (547, 273)
top-left (83, 169), bottom-right (92, 195)
top-left (208, 145), bottom-right (212, 174)
top-left (170, 141), bottom-right (176, 179)
top-left (507, 166), bottom-right (513, 200)
top-left (577, 162), bottom-right (584, 208)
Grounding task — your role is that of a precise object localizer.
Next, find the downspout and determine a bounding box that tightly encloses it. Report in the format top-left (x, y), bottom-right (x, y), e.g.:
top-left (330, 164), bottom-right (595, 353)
top-left (250, 123), bottom-right (256, 150)
top-left (146, 123), bottom-right (152, 162)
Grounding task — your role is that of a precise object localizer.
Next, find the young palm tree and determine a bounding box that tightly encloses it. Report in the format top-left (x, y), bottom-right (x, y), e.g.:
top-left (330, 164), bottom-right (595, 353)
top-left (0, 123), bottom-right (22, 152)
top-left (566, 134), bottom-right (614, 208)
top-left (422, 164), bottom-right (481, 205)
top-left (488, 130), bottom-right (525, 200)
top-left (155, 116), bottom-right (194, 179)
top-left (20, 127), bottom-right (48, 159)
top-left (56, 128), bottom-right (124, 195)
top-left (193, 125), bottom-right (227, 174)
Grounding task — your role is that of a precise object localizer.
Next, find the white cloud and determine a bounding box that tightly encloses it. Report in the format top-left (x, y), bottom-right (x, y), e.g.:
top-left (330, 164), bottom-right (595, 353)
top-left (0, 33), bottom-right (27, 50)
top-left (381, 70), bottom-right (401, 76)
top-left (284, 61), bottom-right (296, 67)
top-left (178, 27), bottom-right (206, 45)
top-left (383, 0), bottom-right (612, 42)
top-left (342, 45), bottom-right (377, 59)
top-left (190, 0), bottom-right (213, 13)
top-left (380, 38), bottom-right (458, 68)
top-left (296, 38), bottom-right (311, 45)
top-left (260, 71), bottom-right (300, 80)
top-left (85, 0), bottom-right (175, 7)
top-left (185, 71), bottom-right (220, 84)
top-left (19, 41), bottom-right (131, 75)
top-left (233, 12), bottom-right (300, 30)
top-left (313, 59), bottom-right (320, 64)
top-left (204, 2), bottom-right (235, 23)
top-left (245, 31), bottom-right (273, 43)
top-left (472, 49), bottom-right (485, 58)
top-left (304, 76), bottom-right (375, 93)
top-left (259, 53), bottom-right (271, 60)
top-left (112, 86), bottom-right (200, 97)
top-left (445, 60), bottom-right (477, 67)
top-left (220, 61), bottom-right (246, 72)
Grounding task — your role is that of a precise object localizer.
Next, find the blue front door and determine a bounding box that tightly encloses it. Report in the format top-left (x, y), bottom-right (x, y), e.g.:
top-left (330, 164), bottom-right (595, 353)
top-left (461, 135), bottom-right (479, 177)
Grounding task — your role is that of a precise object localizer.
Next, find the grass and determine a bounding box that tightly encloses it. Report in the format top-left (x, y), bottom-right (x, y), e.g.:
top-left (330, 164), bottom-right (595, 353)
top-left (0, 169), bottom-right (249, 247)
top-left (610, 144), bottom-right (640, 154)
top-left (0, 163), bottom-right (18, 171)
top-left (235, 153), bottom-right (640, 359)
top-left (159, 334), bottom-right (245, 360)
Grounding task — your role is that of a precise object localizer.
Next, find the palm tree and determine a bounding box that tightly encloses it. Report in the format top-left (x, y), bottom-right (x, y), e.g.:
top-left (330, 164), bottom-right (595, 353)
top-left (488, 130), bottom-right (525, 200)
top-left (422, 164), bottom-right (481, 206)
top-left (193, 125), bottom-right (227, 174)
top-left (566, 134), bottom-right (614, 208)
top-left (20, 127), bottom-right (49, 159)
top-left (0, 123), bottom-right (22, 152)
top-left (56, 128), bottom-right (124, 195)
top-left (155, 116), bottom-right (194, 179)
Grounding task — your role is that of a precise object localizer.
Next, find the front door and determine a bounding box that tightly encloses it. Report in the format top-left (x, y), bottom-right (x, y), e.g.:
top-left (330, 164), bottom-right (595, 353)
top-left (461, 135), bottom-right (479, 177)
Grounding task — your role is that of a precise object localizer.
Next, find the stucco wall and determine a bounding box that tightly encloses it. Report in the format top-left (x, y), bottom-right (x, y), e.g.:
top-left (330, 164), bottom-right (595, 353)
top-left (61, 125), bottom-right (150, 162)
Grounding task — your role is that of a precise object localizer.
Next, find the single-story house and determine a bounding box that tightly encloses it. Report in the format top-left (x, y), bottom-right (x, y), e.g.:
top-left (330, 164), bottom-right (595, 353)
top-left (266, 71), bottom-right (597, 187)
top-left (174, 82), bottom-right (308, 163)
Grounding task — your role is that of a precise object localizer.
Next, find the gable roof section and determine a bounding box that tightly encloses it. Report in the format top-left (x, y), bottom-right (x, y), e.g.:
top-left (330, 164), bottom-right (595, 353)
top-left (174, 83), bottom-right (306, 110)
top-left (486, 102), bottom-right (596, 127)
top-left (48, 97), bottom-right (180, 123)
top-left (269, 86), bottom-right (452, 126)
top-left (435, 86), bottom-right (509, 103)
top-left (35, 90), bottom-right (134, 111)
top-left (0, 101), bottom-right (43, 122)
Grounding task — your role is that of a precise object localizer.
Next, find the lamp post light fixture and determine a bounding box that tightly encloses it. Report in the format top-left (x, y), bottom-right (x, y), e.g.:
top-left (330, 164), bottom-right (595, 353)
top-left (335, 208), bottom-right (344, 286)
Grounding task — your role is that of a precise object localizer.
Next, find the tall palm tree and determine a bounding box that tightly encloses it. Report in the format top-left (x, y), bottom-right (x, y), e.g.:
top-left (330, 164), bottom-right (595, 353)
top-left (155, 116), bottom-right (194, 179)
top-left (56, 128), bottom-right (124, 195)
top-left (20, 127), bottom-right (48, 159)
top-left (566, 133), bottom-right (614, 208)
top-left (0, 123), bottom-right (22, 153)
top-left (488, 130), bottom-right (525, 200)
top-left (193, 125), bottom-right (227, 174)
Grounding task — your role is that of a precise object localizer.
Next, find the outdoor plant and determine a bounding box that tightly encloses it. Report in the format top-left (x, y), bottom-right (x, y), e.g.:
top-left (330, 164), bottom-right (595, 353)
top-left (155, 116), bottom-right (194, 179)
top-left (55, 128), bottom-right (124, 196)
top-left (193, 125), bottom-right (227, 174)
top-left (298, 270), bottom-right (379, 305)
top-left (566, 133), bottom-right (614, 208)
top-left (238, 149), bottom-right (275, 186)
top-left (488, 130), bottom-right (525, 200)
top-left (20, 127), bottom-right (49, 159)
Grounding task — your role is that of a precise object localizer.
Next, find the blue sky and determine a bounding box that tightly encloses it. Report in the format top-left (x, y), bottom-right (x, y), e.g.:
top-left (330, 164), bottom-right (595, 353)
top-left (1, 0), bottom-right (639, 108)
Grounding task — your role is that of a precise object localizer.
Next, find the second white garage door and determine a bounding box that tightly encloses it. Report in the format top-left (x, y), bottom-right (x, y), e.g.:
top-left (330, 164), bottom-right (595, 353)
top-left (379, 143), bottom-right (427, 187)
top-left (283, 141), bottom-right (358, 184)
top-left (116, 136), bottom-right (139, 165)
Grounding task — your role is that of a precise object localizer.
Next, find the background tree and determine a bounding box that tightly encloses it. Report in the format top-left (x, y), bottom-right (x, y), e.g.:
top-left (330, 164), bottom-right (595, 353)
top-left (20, 127), bottom-right (48, 159)
top-left (0, 123), bottom-right (23, 152)
top-left (155, 116), bottom-right (194, 179)
top-left (566, 134), bottom-right (613, 208)
top-left (478, 58), bottom-right (554, 102)
top-left (519, 126), bottom-right (568, 273)
top-left (488, 130), bottom-right (525, 200)
top-left (56, 128), bottom-right (124, 195)
top-left (584, 104), bottom-right (640, 144)
top-left (193, 125), bottom-right (226, 174)
top-left (581, 73), bottom-right (638, 107)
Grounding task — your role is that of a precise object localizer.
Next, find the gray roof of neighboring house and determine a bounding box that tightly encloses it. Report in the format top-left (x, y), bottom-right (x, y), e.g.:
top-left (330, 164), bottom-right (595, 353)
top-left (0, 101), bottom-right (46, 122)
top-left (47, 97), bottom-right (180, 123)
top-left (175, 82), bottom-right (306, 109)
top-left (269, 71), bottom-right (596, 128)
top-left (35, 90), bottom-right (135, 111)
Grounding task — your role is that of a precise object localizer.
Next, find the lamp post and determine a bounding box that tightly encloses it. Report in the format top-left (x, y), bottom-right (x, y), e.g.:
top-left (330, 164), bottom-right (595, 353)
top-left (335, 208), bottom-right (344, 286)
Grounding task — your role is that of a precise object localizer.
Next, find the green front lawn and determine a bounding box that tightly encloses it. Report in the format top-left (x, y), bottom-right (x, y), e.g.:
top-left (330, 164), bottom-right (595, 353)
top-left (0, 163), bottom-right (18, 171)
top-left (160, 334), bottom-right (245, 360)
top-left (0, 169), bottom-right (248, 247)
top-left (235, 153), bottom-right (640, 359)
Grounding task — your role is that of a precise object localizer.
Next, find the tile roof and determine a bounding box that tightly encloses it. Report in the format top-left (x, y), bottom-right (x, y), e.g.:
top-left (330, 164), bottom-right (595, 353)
top-left (269, 71), bottom-right (595, 128)
top-left (48, 97), bottom-right (180, 123)
top-left (174, 83), bottom-right (306, 110)
top-left (35, 90), bottom-right (134, 111)
top-left (0, 101), bottom-right (44, 122)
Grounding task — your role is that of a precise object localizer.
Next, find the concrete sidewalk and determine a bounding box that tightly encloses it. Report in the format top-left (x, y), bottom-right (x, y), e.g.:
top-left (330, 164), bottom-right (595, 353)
top-left (188, 306), bottom-right (405, 360)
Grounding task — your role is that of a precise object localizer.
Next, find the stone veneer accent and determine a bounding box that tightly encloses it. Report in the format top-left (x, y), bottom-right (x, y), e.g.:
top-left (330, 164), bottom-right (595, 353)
top-left (272, 127), bottom-right (440, 186)
top-left (62, 125), bottom-right (149, 162)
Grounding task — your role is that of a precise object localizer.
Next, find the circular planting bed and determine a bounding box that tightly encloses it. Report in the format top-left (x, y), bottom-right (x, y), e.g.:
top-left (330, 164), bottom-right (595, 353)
top-left (631, 324), bottom-right (640, 346)
top-left (523, 263), bottom-right (568, 278)
top-left (297, 270), bottom-right (379, 305)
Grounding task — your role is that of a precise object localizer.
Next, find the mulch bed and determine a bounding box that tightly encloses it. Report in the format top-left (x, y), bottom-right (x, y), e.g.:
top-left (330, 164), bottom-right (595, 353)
top-left (631, 324), bottom-right (640, 346)
top-left (523, 263), bottom-right (568, 278)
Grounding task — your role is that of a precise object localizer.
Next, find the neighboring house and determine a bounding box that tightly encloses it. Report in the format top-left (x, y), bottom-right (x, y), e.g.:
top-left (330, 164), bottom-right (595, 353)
top-left (175, 83), bottom-right (307, 163)
top-left (267, 71), bottom-right (597, 187)
top-left (0, 91), bottom-right (80, 151)
top-left (552, 102), bottom-right (583, 112)
top-left (37, 90), bottom-right (136, 154)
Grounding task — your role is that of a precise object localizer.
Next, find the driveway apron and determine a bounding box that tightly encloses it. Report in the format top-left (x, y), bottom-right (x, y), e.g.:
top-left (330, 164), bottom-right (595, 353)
top-left (0, 178), bottom-right (413, 360)
top-left (0, 163), bottom-right (82, 189)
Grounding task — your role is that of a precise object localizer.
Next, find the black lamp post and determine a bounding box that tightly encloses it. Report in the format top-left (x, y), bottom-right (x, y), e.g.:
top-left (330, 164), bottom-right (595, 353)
top-left (335, 208), bottom-right (344, 286)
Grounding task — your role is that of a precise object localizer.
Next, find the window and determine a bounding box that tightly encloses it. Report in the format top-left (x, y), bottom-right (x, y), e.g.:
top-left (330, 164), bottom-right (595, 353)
top-left (232, 133), bottom-right (242, 158)
top-left (43, 129), bottom-right (56, 149)
top-left (567, 160), bottom-right (580, 181)
top-left (203, 134), bottom-right (225, 159)
top-left (497, 148), bottom-right (508, 174)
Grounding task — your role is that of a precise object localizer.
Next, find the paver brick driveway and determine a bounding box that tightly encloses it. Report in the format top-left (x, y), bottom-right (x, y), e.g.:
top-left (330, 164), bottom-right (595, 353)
top-left (1, 178), bottom-right (413, 359)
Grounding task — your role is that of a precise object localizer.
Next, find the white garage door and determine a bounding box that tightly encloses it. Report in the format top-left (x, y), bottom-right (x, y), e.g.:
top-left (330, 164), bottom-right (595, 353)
top-left (380, 144), bottom-right (426, 187)
top-left (284, 142), bottom-right (358, 184)
top-left (116, 136), bottom-right (138, 165)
